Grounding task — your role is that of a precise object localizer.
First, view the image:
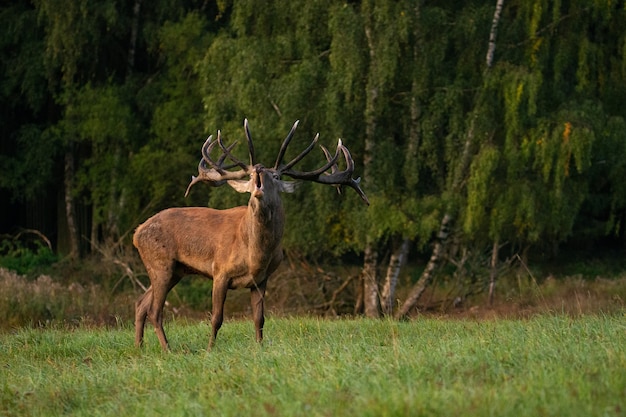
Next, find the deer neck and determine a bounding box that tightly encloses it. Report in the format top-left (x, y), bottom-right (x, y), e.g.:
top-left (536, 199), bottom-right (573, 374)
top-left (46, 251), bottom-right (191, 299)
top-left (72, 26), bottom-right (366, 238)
top-left (244, 194), bottom-right (285, 254)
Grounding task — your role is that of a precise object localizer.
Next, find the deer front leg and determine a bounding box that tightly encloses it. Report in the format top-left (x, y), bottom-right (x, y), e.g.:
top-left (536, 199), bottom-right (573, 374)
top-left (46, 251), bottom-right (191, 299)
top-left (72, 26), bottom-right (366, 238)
top-left (209, 279), bottom-right (229, 350)
top-left (250, 282), bottom-right (267, 344)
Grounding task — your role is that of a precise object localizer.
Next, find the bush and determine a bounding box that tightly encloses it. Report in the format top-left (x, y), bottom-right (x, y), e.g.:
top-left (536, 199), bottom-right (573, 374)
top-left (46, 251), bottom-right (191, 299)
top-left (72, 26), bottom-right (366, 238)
top-left (0, 233), bottom-right (59, 275)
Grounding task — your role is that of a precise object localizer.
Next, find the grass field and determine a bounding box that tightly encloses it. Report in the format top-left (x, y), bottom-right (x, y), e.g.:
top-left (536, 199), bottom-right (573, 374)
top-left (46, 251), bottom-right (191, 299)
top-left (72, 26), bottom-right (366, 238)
top-left (1, 314), bottom-right (625, 416)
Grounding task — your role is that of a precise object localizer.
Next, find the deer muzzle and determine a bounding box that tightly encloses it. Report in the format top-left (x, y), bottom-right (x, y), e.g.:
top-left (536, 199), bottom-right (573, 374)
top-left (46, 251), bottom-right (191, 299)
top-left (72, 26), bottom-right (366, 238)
top-left (252, 168), bottom-right (264, 198)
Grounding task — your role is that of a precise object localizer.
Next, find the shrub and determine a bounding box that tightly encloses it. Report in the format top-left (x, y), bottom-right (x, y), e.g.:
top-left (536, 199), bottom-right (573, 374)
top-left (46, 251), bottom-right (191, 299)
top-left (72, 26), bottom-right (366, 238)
top-left (0, 233), bottom-right (59, 275)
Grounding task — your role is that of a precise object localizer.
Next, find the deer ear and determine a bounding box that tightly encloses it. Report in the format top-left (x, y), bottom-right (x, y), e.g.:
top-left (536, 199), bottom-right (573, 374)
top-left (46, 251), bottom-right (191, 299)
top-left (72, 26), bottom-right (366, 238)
top-left (279, 180), bottom-right (299, 193)
top-left (227, 179), bottom-right (253, 194)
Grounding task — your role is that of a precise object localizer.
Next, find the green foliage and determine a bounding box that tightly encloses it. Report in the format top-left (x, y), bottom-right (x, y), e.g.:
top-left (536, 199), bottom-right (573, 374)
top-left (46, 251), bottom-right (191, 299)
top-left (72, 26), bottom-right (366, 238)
top-left (35, 0), bottom-right (124, 86)
top-left (361, 0), bottom-right (412, 94)
top-left (52, 82), bottom-right (138, 234)
top-left (61, 83), bottom-right (134, 147)
top-left (327, 3), bottom-right (366, 103)
top-left (1, 315), bottom-right (624, 416)
top-left (3, 0), bottom-right (626, 263)
top-left (0, 240), bottom-right (58, 275)
top-left (126, 10), bottom-right (212, 220)
top-left (365, 194), bottom-right (442, 250)
top-left (464, 145), bottom-right (500, 237)
top-left (0, 3), bottom-right (47, 112)
top-left (0, 124), bottom-right (61, 202)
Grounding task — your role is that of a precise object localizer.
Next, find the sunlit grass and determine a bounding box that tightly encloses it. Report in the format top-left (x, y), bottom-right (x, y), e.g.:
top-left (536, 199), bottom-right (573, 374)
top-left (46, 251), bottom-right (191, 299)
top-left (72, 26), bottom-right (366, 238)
top-left (1, 314), bottom-right (624, 416)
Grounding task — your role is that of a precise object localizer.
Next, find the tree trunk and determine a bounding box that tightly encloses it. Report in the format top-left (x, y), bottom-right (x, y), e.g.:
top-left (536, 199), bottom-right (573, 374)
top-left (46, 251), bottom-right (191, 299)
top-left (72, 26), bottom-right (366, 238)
top-left (486, 0), bottom-right (505, 304)
top-left (127, 0), bottom-right (142, 78)
top-left (360, 19), bottom-right (380, 318)
top-left (395, 214), bottom-right (451, 319)
top-left (404, 1), bottom-right (421, 187)
top-left (353, 277), bottom-right (364, 315)
top-left (105, 148), bottom-right (123, 245)
top-left (90, 205), bottom-right (98, 253)
top-left (488, 239), bottom-right (499, 305)
top-left (485, 0), bottom-right (505, 69)
top-left (361, 239), bottom-right (380, 318)
top-left (381, 237), bottom-right (410, 316)
top-left (64, 149), bottom-right (80, 259)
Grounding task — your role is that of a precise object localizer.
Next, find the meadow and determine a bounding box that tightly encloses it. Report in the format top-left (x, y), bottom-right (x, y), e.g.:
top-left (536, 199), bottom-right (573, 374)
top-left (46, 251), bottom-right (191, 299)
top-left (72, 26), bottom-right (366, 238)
top-left (1, 314), bottom-right (624, 417)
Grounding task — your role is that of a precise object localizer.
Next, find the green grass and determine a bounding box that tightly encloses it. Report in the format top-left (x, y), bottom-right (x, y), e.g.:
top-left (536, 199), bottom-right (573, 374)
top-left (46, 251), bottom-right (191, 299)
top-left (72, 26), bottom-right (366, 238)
top-left (1, 315), bottom-right (625, 417)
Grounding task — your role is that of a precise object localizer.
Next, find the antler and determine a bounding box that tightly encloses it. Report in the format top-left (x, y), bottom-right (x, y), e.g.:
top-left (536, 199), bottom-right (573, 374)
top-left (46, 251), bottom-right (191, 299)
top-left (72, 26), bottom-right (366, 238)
top-left (280, 138), bottom-right (370, 205)
top-left (185, 119), bottom-right (370, 205)
top-left (272, 121), bottom-right (369, 205)
top-left (273, 120), bottom-right (302, 169)
top-left (184, 131), bottom-right (251, 196)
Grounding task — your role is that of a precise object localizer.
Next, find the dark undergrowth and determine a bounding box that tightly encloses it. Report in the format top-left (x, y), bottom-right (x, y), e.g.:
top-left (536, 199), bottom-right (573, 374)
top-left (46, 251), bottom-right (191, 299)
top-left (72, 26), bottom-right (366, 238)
top-left (1, 261), bottom-right (625, 332)
top-left (1, 235), bottom-right (625, 330)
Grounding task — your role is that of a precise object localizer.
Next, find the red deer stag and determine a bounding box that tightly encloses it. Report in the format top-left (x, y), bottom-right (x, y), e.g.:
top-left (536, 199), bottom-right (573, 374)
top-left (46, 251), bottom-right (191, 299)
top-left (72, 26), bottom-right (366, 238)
top-left (133, 119), bottom-right (369, 350)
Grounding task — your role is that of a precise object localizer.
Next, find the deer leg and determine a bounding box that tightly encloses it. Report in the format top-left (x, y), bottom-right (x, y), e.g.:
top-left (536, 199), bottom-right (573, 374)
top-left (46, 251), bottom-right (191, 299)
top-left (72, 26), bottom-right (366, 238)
top-left (250, 282), bottom-right (267, 344)
top-left (147, 282), bottom-right (170, 351)
top-left (208, 279), bottom-right (229, 350)
top-left (146, 269), bottom-right (181, 351)
top-left (134, 287), bottom-right (153, 347)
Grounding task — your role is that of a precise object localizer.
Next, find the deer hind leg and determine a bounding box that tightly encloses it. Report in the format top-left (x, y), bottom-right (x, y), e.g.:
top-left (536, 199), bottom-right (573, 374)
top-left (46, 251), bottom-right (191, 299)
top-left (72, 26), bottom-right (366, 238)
top-left (134, 258), bottom-right (181, 351)
top-left (148, 282), bottom-right (170, 351)
top-left (147, 270), bottom-right (183, 351)
top-left (208, 279), bottom-right (229, 350)
top-left (135, 287), bottom-right (153, 347)
top-left (250, 282), bottom-right (267, 344)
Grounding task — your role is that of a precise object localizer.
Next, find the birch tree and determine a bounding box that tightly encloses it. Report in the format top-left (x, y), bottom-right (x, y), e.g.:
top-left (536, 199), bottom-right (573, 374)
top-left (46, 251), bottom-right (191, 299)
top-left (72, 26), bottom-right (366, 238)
top-left (396, 0), bottom-right (504, 318)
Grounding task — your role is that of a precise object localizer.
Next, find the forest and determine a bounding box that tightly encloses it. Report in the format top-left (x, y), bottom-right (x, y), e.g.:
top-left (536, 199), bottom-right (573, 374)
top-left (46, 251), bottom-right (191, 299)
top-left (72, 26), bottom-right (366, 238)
top-left (2, 0), bottom-right (626, 320)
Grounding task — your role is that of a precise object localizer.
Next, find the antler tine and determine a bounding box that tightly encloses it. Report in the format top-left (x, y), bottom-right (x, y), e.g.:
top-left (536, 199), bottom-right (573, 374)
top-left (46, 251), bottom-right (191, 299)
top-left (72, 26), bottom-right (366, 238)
top-left (244, 118), bottom-right (256, 166)
top-left (319, 144), bottom-right (343, 195)
top-left (185, 161), bottom-right (222, 197)
top-left (200, 134), bottom-right (242, 171)
top-left (216, 129), bottom-right (250, 170)
top-left (216, 142), bottom-right (241, 171)
top-left (185, 151), bottom-right (226, 197)
top-left (282, 140), bottom-right (340, 177)
top-left (185, 133), bottom-right (250, 197)
top-left (320, 141), bottom-right (369, 205)
top-left (201, 135), bottom-right (225, 174)
top-left (273, 120), bottom-right (300, 169)
top-left (280, 132), bottom-right (324, 172)
top-left (320, 145), bottom-right (337, 174)
top-left (335, 142), bottom-right (370, 205)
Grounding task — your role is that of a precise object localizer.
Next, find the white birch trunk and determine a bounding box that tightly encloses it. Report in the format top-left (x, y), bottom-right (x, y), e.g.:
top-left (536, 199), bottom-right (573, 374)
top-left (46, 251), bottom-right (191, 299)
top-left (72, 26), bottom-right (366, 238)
top-left (488, 239), bottom-right (499, 305)
top-left (64, 150), bottom-right (79, 259)
top-left (361, 241), bottom-right (380, 318)
top-left (381, 238), bottom-right (410, 316)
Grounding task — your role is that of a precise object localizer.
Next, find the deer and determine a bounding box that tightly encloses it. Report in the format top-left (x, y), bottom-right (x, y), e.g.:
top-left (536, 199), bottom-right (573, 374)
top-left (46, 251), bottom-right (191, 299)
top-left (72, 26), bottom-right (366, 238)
top-left (133, 119), bottom-right (369, 351)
